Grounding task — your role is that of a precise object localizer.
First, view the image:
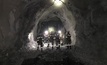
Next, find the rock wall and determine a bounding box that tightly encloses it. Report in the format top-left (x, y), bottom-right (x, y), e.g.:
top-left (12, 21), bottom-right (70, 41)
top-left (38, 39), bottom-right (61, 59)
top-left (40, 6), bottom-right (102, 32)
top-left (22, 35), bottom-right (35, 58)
top-left (0, 0), bottom-right (26, 65)
top-left (0, 0), bottom-right (52, 65)
top-left (69, 0), bottom-right (107, 65)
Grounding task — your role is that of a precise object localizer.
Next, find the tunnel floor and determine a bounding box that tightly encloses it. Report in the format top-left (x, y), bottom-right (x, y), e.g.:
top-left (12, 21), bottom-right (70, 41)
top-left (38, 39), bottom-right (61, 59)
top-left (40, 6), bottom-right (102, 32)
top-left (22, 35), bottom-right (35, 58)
top-left (21, 47), bottom-right (84, 65)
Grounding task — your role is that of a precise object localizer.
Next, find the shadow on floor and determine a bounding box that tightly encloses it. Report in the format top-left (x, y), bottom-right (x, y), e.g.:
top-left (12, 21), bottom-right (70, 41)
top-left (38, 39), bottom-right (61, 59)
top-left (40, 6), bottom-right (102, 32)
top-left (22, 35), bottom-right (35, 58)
top-left (21, 56), bottom-right (84, 65)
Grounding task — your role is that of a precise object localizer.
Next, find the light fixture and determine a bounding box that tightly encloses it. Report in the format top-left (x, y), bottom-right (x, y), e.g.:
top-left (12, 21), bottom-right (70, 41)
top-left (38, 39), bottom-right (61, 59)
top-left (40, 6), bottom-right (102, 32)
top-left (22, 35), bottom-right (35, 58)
top-left (44, 30), bottom-right (49, 35)
top-left (58, 30), bottom-right (63, 37)
top-left (58, 30), bottom-right (62, 34)
top-left (52, 0), bottom-right (64, 7)
top-left (48, 27), bottom-right (55, 33)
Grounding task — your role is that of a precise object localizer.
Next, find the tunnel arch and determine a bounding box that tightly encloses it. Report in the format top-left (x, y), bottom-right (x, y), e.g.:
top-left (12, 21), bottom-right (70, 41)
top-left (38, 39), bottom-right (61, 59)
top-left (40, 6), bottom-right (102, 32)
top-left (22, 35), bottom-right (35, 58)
top-left (33, 5), bottom-right (76, 45)
top-left (15, 0), bottom-right (76, 50)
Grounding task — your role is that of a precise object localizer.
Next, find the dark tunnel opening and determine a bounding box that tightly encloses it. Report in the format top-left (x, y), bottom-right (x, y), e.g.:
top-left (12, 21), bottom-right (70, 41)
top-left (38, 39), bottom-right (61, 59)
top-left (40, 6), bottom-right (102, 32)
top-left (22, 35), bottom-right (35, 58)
top-left (36, 17), bottom-right (66, 40)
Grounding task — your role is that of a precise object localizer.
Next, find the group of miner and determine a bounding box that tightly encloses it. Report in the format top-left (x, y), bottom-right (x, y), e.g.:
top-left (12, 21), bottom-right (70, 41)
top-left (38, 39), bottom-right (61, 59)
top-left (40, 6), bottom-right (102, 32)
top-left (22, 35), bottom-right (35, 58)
top-left (36, 31), bottom-right (72, 50)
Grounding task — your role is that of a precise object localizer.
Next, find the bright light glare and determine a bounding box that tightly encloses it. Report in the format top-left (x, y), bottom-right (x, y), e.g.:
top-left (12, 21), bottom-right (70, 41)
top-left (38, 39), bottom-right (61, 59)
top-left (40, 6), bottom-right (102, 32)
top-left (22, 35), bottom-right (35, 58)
top-left (58, 30), bottom-right (62, 34)
top-left (44, 30), bottom-right (49, 35)
top-left (27, 31), bottom-right (37, 50)
top-left (28, 31), bottom-right (34, 41)
top-left (27, 41), bottom-right (37, 50)
top-left (32, 45), bottom-right (36, 48)
top-left (44, 43), bottom-right (48, 47)
top-left (53, 0), bottom-right (64, 7)
top-left (28, 32), bottom-right (32, 40)
top-left (48, 27), bottom-right (54, 33)
top-left (58, 30), bottom-right (63, 37)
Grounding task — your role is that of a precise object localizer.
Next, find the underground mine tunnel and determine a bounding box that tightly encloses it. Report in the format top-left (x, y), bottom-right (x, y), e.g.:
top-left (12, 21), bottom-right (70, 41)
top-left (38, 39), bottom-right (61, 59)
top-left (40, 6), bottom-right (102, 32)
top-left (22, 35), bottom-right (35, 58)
top-left (0, 0), bottom-right (107, 65)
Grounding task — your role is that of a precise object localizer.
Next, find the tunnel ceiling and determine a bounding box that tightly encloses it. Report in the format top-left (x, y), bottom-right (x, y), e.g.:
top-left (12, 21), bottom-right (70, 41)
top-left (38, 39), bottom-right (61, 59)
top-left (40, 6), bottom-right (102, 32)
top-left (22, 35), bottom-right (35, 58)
top-left (40, 16), bottom-right (62, 23)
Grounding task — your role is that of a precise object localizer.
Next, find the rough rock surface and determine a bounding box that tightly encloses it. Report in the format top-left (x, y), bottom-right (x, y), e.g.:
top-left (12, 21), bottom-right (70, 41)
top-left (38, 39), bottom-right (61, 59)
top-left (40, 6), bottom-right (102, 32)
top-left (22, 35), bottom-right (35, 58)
top-left (0, 0), bottom-right (107, 65)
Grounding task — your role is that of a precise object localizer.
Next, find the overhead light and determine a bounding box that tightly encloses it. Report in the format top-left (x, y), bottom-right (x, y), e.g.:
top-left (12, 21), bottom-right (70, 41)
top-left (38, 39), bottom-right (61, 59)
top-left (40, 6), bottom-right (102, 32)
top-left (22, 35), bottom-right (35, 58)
top-left (52, 0), bottom-right (64, 7)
